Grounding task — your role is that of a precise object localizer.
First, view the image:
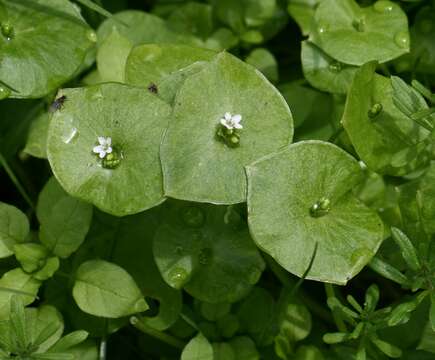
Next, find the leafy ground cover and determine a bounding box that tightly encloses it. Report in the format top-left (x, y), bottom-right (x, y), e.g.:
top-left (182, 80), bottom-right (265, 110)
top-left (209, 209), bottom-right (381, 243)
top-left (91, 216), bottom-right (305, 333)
top-left (0, 0), bottom-right (435, 359)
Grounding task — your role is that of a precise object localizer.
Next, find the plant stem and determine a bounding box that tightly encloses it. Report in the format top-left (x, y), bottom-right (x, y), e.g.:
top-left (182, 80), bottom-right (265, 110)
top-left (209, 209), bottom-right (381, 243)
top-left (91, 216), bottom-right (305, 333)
top-left (0, 152), bottom-right (35, 211)
top-left (99, 337), bottom-right (107, 360)
top-left (130, 316), bottom-right (185, 350)
top-left (325, 283), bottom-right (347, 332)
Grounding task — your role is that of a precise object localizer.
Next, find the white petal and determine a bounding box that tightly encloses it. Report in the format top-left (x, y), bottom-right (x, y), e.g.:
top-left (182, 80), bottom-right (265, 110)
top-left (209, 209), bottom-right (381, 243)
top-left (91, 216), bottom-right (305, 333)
top-left (98, 136), bottom-right (106, 145)
top-left (224, 112), bottom-right (232, 120)
top-left (93, 145), bottom-right (103, 154)
top-left (234, 123), bottom-right (243, 129)
top-left (220, 118), bottom-right (228, 127)
top-left (106, 137), bottom-right (112, 146)
top-left (99, 151), bottom-right (106, 159)
top-left (106, 146), bottom-right (113, 154)
top-left (232, 114), bottom-right (242, 123)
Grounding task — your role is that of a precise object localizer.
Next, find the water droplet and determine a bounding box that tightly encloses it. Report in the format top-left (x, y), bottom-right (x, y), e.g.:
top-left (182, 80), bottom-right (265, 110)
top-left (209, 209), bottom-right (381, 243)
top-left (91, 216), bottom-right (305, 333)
top-left (328, 61), bottom-right (342, 73)
top-left (87, 30), bottom-right (97, 43)
top-left (181, 206), bottom-right (205, 228)
top-left (168, 267), bottom-right (189, 289)
top-left (0, 85), bottom-right (11, 100)
top-left (63, 127), bottom-right (79, 144)
top-left (1, 22), bottom-right (14, 40)
top-left (368, 103), bottom-right (383, 118)
top-left (373, 1), bottom-right (394, 13)
top-left (318, 26), bottom-right (326, 34)
top-left (394, 31), bottom-right (409, 49)
top-left (309, 197), bottom-right (331, 218)
top-left (352, 18), bottom-right (365, 32)
top-left (198, 248), bottom-right (212, 265)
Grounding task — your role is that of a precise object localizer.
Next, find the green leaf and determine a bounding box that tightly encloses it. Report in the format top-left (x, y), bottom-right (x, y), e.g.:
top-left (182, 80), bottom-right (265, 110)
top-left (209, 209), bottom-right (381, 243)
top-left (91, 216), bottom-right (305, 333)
top-left (161, 51), bottom-right (293, 204)
top-left (279, 303), bottom-right (312, 343)
top-left (390, 227), bottom-right (421, 272)
top-left (229, 337), bottom-right (259, 360)
top-left (0, 202), bottom-right (29, 258)
top-left (37, 177), bottom-right (93, 259)
top-left (418, 321), bottom-right (435, 354)
top-left (371, 336), bottom-right (402, 358)
top-left (213, 342), bottom-right (236, 360)
top-left (125, 44), bottom-right (216, 103)
top-left (96, 27), bottom-right (132, 82)
top-left (23, 111), bottom-right (50, 159)
top-left (181, 333), bottom-right (213, 360)
top-left (73, 259), bottom-right (149, 318)
top-left (96, 10), bottom-right (198, 48)
top-left (200, 302), bottom-right (231, 322)
top-left (310, 0), bottom-right (409, 65)
top-left (0, 0), bottom-right (95, 98)
top-left (49, 330), bottom-right (89, 352)
top-left (294, 345), bottom-right (324, 360)
top-left (368, 256), bottom-right (409, 286)
top-left (153, 201), bottom-right (265, 303)
top-left (246, 141), bottom-right (383, 284)
top-left (237, 287), bottom-right (277, 346)
top-left (10, 296), bottom-right (27, 350)
top-left (245, 48), bottom-right (278, 83)
top-left (431, 293), bottom-right (435, 332)
top-left (82, 209), bottom-right (182, 330)
top-left (301, 41), bottom-right (358, 95)
top-left (342, 62), bottom-right (432, 176)
top-left (47, 83), bottom-right (172, 216)
top-left (14, 243), bottom-right (49, 273)
top-left (32, 305), bottom-right (64, 352)
top-left (0, 268), bottom-right (40, 319)
top-left (287, 0), bottom-right (320, 36)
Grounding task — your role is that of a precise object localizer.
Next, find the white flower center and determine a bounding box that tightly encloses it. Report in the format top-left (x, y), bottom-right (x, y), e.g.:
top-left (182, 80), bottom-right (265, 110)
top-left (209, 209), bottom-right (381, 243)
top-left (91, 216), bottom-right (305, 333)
top-left (220, 112), bottom-right (243, 130)
top-left (93, 136), bottom-right (113, 159)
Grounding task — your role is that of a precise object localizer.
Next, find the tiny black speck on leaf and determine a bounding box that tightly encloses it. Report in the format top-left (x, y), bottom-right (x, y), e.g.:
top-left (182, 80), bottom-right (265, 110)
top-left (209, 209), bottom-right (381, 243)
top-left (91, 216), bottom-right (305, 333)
top-left (50, 95), bottom-right (66, 112)
top-left (147, 83), bottom-right (158, 94)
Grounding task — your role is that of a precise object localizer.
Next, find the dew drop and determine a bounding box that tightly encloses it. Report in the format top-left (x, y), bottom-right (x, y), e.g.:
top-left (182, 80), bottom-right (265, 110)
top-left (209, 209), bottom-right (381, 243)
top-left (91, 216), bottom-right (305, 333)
top-left (0, 85), bottom-right (11, 100)
top-left (373, 1), bottom-right (394, 13)
top-left (309, 197), bottom-right (331, 218)
top-left (198, 248), bottom-right (213, 266)
top-left (318, 26), bottom-right (326, 34)
top-left (394, 31), bottom-right (409, 49)
top-left (168, 267), bottom-right (189, 289)
top-left (328, 61), bottom-right (342, 73)
top-left (63, 127), bottom-right (79, 144)
top-left (352, 18), bottom-right (365, 32)
top-left (181, 206), bottom-right (205, 228)
top-left (87, 30), bottom-right (97, 43)
top-left (368, 103), bottom-right (383, 118)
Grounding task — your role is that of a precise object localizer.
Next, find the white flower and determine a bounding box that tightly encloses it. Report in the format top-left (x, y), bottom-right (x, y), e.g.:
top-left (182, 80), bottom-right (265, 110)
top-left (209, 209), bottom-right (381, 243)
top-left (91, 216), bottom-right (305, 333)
top-left (93, 136), bottom-right (113, 159)
top-left (220, 112), bottom-right (243, 130)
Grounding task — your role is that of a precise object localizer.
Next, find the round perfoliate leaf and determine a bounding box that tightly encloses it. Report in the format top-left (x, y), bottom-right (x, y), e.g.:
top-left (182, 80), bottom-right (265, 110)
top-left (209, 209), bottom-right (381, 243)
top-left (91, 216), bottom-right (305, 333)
top-left (310, 0), bottom-right (410, 65)
top-left (342, 62), bottom-right (432, 176)
top-left (0, 202), bottom-right (29, 258)
top-left (47, 83), bottom-right (172, 216)
top-left (161, 52), bottom-right (293, 204)
top-left (153, 201), bottom-right (265, 303)
top-left (246, 141), bottom-right (384, 285)
top-left (0, 0), bottom-right (95, 98)
top-left (73, 260), bottom-right (149, 319)
top-left (301, 41), bottom-right (358, 95)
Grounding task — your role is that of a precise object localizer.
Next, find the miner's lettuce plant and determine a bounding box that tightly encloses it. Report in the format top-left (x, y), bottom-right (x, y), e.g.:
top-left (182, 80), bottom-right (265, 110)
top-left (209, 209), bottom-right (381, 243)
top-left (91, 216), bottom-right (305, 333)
top-left (0, 0), bottom-right (435, 359)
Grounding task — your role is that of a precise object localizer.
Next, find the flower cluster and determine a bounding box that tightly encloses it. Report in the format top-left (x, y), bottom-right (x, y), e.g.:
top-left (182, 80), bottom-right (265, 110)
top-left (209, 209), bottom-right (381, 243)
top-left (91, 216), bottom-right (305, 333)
top-left (216, 112), bottom-right (243, 147)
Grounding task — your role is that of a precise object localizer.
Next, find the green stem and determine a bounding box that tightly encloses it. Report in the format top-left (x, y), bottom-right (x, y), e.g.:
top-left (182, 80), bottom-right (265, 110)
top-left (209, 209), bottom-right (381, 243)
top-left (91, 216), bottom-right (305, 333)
top-left (130, 317), bottom-right (186, 350)
top-left (265, 254), bottom-right (334, 325)
top-left (99, 337), bottom-right (107, 360)
top-left (325, 284), bottom-right (347, 332)
top-left (0, 152), bottom-right (35, 211)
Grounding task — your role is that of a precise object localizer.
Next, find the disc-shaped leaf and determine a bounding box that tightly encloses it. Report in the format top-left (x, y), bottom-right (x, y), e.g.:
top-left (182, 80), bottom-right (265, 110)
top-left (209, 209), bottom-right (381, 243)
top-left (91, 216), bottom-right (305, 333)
top-left (24, 111), bottom-right (50, 159)
top-left (125, 44), bottom-right (216, 103)
top-left (153, 200), bottom-right (265, 303)
top-left (301, 41), bottom-right (358, 95)
top-left (342, 62), bottom-right (432, 176)
top-left (47, 83), bottom-right (172, 216)
top-left (37, 177), bottom-right (93, 259)
top-left (73, 259), bottom-right (149, 318)
top-left (0, 202), bottom-right (29, 258)
top-left (246, 141), bottom-right (384, 284)
top-left (161, 52), bottom-right (293, 204)
top-left (0, 0), bottom-right (95, 98)
top-left (310, 0), bottom-right (410, 65)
